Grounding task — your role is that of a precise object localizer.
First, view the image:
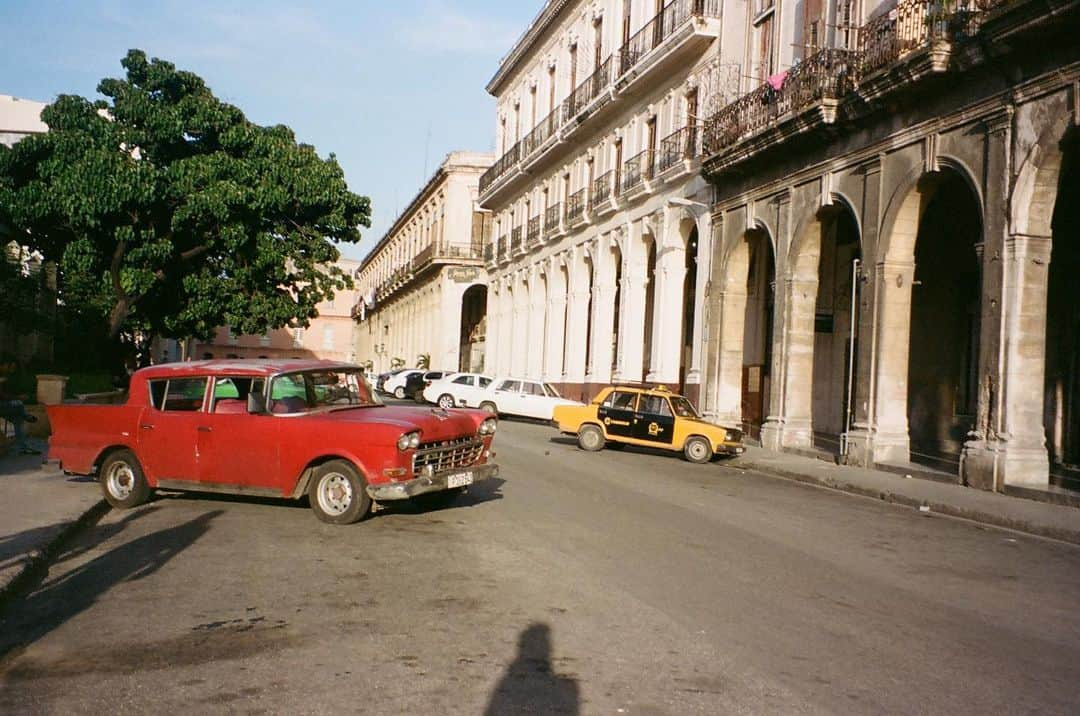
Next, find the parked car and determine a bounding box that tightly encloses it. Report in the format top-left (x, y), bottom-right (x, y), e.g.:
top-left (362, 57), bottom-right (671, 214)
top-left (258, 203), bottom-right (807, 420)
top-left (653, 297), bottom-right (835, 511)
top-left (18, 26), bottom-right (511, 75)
top-left (551, 385), bottom-right (743, 463)
top-left (46, 360), bottom-right (500, 524)
top-left (375, 368), bottom-right (409, 394)
top-left (382, 369), bottom-right (423, 399)
top-left (423, 372), bottom-right (495, 409)
top-left (478, 377), bottom-right (583, 420)
top-left (404, 370), bottom-right (453, 402)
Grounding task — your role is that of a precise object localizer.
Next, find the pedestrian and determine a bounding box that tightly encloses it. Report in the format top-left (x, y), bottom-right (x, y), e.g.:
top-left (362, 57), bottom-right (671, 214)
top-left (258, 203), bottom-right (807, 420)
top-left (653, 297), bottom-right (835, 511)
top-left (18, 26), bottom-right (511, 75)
top-left (0, 383), bottom-right (40, 455)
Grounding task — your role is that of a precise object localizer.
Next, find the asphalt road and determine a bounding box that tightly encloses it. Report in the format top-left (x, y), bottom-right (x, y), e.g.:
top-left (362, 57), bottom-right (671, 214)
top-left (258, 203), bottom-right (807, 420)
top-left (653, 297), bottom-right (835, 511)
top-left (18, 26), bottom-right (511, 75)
top-left (2, 416), bottom-right (1080, 714)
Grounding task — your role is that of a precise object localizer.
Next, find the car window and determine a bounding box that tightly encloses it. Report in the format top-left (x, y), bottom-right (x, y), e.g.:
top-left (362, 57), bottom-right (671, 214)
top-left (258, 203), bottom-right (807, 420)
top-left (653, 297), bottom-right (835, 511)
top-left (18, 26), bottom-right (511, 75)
top-left (148, 380), bottom-right (167, 410)
top-left (604, 391), bottom-right (638, 411)
top-left (639, 395), bottom-right (672, 417)
top-left (214, 378), bottom-right (240, 399)
top-left (522, 382), bottom-right (544, 396)
top-left (542, 383), bottom-right (562, 398)
top-left (271, 373), bottom-right (307, 400)
top-left (498, 380), bottom-right (520, 392)
top-left (161, 377), bottom-right (208, 412)
top-left (670, 396), bottom-right (700, 418)
top-left (478, 376), bottom-right (493, 388)
top-left (452, 375), bottom-right (474, 386)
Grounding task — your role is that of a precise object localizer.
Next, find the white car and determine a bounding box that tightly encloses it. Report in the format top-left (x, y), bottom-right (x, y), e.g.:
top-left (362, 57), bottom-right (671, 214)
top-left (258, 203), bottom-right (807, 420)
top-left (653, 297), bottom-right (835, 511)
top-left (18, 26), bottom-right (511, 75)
top-left (479, 377), bottom-right (583, 420)
top-left (423, 372), bottom-right (494, 409)
top-left (382, 369), bottom-right (423, 399)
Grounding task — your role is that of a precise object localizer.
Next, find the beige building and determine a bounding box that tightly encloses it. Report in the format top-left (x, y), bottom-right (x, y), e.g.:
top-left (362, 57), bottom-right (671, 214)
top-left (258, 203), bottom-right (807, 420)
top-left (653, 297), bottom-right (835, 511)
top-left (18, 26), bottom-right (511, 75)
top-left (190, 258), bottom-right (362, 363)
top-left (0, 94), bottom-right (47, 147)
top-left (692, 0), bottom-right (1079, 491)
top-left (354, 152), bottom-right (493, 374)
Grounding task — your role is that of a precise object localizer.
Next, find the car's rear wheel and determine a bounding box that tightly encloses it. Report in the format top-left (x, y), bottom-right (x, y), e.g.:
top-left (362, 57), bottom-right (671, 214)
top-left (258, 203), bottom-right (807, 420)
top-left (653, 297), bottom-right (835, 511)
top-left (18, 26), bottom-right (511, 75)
top-left (309, 460), bottom-right (372, 525)
top-left (100, 449), bottom-right (152, 509)
top-left (393, 386), bottom-right (406, 400)
top-left (437, 394), bottom-right (455, 409)
top-left (578, 424), bottom-right (605, 452)
top-left (683, 436), bottom-right (713, 464)
top-left (479, 401), bottom-right (497, 415)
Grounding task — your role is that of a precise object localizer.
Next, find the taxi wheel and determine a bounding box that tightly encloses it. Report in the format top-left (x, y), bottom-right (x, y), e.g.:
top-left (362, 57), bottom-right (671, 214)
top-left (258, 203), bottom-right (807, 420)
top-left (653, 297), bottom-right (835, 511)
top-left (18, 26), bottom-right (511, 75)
top-left (578, 424), bottom-right (605, 452)
top-left (99, 449), bottom-right (152, 509)
top-left (309, 460), bottom-right (372, 525)
top-left (683, 436), bottom-right (713, 464)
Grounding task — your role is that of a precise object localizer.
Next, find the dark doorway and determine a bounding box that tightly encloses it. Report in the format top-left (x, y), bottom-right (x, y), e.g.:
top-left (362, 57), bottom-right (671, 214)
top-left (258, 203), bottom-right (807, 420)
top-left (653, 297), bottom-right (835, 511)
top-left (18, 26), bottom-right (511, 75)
top-left (611, 245), bottom-right (622, 372)
top-left (741, 230), bottom-right (775, 440)
top-left (680, 226), bottom-right (698, 393)
top-left (1046, 132), bottom-right (1080, 483)
top-left (460, 285), bottom-right (487, 372)
top-left (811, 207), bottom-right (861, 451)
top-left (642, 240), bottom-right (657, 382)
top-left (907, 170), bottom-right (982, 467)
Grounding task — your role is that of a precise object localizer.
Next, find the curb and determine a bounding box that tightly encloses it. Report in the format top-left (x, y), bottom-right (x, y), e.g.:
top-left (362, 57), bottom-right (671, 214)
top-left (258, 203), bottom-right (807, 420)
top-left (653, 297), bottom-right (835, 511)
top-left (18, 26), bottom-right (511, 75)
top-left (739, 460), bottom-right (1080, 546)
top-left (0, 499), bottom-right (110, 611)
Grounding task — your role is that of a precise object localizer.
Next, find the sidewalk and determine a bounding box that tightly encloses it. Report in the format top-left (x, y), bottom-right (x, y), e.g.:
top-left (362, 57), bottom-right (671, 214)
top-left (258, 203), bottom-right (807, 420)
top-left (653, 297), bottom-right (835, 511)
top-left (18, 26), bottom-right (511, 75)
top-left (0, 442), bottom-right (106, 603)
top-left (737, 446), bottom-right (1080, 545)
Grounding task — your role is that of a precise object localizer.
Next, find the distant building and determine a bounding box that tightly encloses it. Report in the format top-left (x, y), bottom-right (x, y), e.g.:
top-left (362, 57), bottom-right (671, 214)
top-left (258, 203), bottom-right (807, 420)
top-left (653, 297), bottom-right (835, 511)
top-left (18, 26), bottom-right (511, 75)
top-left (190, 258), bottom-right (362, 364)
top-left (0, 94), bottom-right (47, 147)
top-left (353, 151), bottom-right (493, 374)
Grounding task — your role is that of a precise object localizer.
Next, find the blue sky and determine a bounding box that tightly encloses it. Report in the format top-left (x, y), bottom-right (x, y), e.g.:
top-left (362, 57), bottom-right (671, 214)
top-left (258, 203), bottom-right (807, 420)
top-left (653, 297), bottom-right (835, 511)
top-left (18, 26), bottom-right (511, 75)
top-left (0, 0), bottom-right (539, 260)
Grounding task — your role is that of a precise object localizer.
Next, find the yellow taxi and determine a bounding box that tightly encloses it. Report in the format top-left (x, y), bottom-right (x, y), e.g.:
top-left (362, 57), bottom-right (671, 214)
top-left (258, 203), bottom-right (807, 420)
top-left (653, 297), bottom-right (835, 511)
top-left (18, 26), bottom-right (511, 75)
top-left (551, 385), bottom-right (744, 463)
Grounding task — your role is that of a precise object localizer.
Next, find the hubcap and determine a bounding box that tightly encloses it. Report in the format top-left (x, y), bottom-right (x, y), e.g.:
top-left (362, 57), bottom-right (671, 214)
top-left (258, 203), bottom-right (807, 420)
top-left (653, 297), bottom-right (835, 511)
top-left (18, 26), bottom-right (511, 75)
top-left (105, 461), bottom-right (135, 500)
top-left (317, 472), bottom-right (353, 516)
top-left (689, 441), bottom-right (707, 459)
top-left (583, 430), bottom-right (599, 448)
top-left (439, 396), bottom-right (454, 408)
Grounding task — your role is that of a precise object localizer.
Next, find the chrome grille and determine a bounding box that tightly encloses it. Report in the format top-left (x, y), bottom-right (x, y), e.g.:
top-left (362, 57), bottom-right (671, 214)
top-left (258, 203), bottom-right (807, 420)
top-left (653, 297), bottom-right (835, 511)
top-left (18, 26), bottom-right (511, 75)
top-left (412, 436), bottom-right (484, 475)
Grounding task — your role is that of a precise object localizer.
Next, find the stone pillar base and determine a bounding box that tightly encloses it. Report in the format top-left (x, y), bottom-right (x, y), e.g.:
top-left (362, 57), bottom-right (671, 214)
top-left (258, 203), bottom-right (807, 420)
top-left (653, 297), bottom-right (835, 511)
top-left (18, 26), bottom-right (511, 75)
top-left (760, 417), bottom-right (813, 452)
top-left (961, 440), bottom-right (1049, 491)
top-left (843, 428), bottom-right (910, 467)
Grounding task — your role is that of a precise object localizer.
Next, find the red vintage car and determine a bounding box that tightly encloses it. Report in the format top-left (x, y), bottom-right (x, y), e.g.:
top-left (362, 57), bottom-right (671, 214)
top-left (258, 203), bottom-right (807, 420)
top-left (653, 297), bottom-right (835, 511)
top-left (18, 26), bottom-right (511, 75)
top-left (46, 360), bottom-right (499, 524)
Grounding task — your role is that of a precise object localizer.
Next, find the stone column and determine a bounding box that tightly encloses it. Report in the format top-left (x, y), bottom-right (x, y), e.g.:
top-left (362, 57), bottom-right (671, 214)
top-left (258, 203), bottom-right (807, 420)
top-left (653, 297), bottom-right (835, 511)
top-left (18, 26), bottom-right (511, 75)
top-left (646, 242), bottom-right (687, 385)
top-left (615, 226), bottom-right (649, 383)
top-left (544, 261), bottom-right (568, 382)
top-left (760, 192), bottom-right (792, 452)
top-left (527, 269), bottom-right (547, 379)
top-left (864, 260), bottom-right (916, 463)
top-left (686, 215), bottom-right (711, 390)
top-left (486, 283), bottom-right (501, 376)
top-left (588, 267), bottom-right (616, 386)
top-left (768, 275), bottom-right (819, 449)
top-left (499, 282), bottom-right (515, 375)
top-left (511, 275), bottom-right (529, 376)
top-left (562, 254), bottom-right (590, 389)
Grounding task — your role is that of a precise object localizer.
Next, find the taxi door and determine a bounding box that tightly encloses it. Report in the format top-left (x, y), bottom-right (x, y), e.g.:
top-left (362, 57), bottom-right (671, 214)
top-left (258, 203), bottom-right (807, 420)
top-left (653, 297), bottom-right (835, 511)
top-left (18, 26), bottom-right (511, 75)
top-left (632, 395), bottom-right (676, 445)
top-left (597, 390), bottom-right (638, 439)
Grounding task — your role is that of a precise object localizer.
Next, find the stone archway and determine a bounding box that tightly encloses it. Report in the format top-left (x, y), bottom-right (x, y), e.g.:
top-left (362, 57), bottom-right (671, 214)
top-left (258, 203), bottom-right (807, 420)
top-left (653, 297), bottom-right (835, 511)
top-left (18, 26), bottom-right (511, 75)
top-left (459, 284), bottom-right (487, 373)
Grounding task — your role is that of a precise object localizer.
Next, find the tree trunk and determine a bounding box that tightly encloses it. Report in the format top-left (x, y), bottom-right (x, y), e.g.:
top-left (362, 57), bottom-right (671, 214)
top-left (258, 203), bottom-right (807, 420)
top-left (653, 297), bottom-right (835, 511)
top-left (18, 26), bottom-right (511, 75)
top-left (107, 297), bottom-right (131, 339)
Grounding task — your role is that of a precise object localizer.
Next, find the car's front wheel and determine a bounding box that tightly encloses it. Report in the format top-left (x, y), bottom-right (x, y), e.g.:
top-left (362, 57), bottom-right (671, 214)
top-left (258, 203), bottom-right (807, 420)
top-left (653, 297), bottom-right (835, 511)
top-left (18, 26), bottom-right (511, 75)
top-left (437, 394), bottom-right (455, 409)
top-left (393, 386), bottom-right (406, 400)
top-left (479, 401), bottom-right (497, 415)
top-left (308, 460), bottom-right (372, 525)
top-left (577, 424), bottom-right (605, 452)
top-left (683, 436), bottom-right (713, 464)
top-left (100, 449), bottom-right (152, 509)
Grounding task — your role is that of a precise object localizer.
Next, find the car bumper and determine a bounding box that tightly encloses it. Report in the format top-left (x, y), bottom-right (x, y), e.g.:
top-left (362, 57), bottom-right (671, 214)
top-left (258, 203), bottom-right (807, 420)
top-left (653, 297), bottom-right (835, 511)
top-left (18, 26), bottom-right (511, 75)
top-left (365, 462), bottom-right (500, 501)
top-left (716, 443), bottom-right (745, 456)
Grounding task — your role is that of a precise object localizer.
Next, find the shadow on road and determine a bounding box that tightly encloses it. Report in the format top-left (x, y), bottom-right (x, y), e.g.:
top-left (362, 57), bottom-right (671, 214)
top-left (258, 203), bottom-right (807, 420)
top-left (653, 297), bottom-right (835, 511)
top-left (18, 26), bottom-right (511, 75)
top-left (0, 509), bottom-right (222, 662)
top-left (375, 476), bottom-right (506, 517)
top-left (485, 622), bottom-right (579, 715)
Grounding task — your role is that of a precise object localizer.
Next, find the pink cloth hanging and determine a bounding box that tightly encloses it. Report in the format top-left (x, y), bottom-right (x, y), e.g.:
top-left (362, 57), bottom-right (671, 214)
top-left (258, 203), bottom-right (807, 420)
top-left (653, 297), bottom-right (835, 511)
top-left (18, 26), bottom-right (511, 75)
top-left (766, 71), bottom-right (789, 91)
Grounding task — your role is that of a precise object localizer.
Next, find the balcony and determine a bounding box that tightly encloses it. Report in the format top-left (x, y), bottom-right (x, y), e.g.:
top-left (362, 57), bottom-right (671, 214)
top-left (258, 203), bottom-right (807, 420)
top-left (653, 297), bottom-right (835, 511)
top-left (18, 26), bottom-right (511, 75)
top-left (590, 171), bottom-right (614, 215)
top-left (496, 235), bottom-right (509, 265)
top-left (702, 48), bottom-right (855, 170)
top-left (622, 150), bottom-right (654, 197)
top-left (544, 203), bottom-right (562, 234)
top-left (526, 215), bottom-right (541, 247)
top-left (617, 0), bottom-right (721, 98)
top-left (521, 108), bottom-right (560, 158)
top-left (479, 141), bottom-right (521, 195)
top-left (563, 57), bottom-right (613, 124)
top-left (565, 189), bottom-right (586, 227)
top-left (510, 226), bottom-right (524, 256)
top-left (656, 125), bottom-right (699, 175)
top-left (483, 244), bottom-right (494, 263)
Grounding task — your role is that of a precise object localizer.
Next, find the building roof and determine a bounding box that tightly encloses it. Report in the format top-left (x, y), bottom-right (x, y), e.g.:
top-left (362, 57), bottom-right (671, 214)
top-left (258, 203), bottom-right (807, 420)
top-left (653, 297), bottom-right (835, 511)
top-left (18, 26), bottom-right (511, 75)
top-left (137, 359), bottom-right (358, 380)
top-left (0, 94), bottom-right (48, 136)
top-left (486, 0), bottom-right (574, 95)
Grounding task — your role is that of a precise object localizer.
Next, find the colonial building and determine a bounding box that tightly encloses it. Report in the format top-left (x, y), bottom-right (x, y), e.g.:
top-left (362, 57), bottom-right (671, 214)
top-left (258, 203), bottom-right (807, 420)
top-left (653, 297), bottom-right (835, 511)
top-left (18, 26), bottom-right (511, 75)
top-left (354, 152), bottom-right (493, 374)
top-left (693, 0), bottom-right (1078, 491)
top-left (481, 0), bottom-right (742, 405)
top-left (190, 258), bottom-right (362, 363)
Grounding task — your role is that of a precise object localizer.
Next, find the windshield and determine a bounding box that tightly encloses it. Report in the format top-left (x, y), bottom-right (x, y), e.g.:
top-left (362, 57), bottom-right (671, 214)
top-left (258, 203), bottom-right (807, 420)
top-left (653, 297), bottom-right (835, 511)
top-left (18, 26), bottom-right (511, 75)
top-left (268, 369), bottom-right (381, 413)
top-left (670, 395), bottom-right (700, 419)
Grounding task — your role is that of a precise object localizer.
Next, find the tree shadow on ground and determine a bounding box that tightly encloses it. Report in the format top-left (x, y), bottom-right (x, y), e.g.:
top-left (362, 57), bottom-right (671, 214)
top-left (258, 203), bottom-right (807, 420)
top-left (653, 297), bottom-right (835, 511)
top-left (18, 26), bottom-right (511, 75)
top-left (0, 509), bottom-right (222, 661)
top-left (485, 622), bottom-right (580, 715)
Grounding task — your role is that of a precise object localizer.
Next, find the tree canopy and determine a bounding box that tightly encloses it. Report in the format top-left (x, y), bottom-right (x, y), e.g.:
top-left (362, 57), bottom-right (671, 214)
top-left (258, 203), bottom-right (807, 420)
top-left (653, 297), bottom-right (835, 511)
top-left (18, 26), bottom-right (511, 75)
top-left (0, 49), bottom-right (371, 342)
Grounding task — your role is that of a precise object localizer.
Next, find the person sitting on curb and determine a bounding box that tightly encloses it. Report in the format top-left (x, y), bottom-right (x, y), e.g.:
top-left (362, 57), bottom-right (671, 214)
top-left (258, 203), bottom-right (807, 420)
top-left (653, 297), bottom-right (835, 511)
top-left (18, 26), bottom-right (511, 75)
top-left (0, 384), bottom-right (40, 455)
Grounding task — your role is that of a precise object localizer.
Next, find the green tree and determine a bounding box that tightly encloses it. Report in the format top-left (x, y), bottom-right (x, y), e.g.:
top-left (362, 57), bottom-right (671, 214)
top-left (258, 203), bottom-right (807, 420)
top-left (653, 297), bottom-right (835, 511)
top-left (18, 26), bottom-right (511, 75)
top-left (0, 50), bottom-right (371, 343)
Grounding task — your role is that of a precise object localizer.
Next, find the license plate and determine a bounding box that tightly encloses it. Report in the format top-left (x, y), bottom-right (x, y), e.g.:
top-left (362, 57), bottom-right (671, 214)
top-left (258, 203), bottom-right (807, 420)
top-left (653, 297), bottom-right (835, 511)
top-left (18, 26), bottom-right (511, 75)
top-left (447, 471), bottom-right (474, 488)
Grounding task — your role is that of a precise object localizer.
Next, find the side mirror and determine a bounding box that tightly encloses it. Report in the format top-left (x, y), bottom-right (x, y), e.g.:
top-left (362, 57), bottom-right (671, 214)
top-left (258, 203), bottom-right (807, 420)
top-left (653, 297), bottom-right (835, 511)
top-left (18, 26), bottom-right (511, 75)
top-left (247, 393), bottom-right (268, 414)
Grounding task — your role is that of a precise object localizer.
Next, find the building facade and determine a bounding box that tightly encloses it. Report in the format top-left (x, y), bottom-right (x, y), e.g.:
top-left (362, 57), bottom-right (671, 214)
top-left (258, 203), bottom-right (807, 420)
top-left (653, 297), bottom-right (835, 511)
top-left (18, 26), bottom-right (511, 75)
top-left (481, 0), bottom-right (1077, 492)
top-left (693, 0), bottom-right (1078, 491)
top-left (190, 258), bottom-right (362, 363)
top-left (354, 152), bottom-right (493, 374)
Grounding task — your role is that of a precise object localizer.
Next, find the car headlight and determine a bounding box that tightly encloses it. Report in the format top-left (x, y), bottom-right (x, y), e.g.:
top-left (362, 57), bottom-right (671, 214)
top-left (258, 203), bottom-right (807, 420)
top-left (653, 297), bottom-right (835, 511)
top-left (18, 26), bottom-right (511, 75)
top-left (479, 417), bottom-right (498, 435)
top-left (397, 431), bottom-right (421, 451)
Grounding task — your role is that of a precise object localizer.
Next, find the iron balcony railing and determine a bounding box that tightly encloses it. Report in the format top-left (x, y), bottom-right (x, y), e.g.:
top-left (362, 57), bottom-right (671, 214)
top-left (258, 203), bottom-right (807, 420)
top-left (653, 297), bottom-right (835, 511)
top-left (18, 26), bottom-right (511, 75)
top-left (619, 0), bottom-right (722, 75)
top-left (563, 56), bottom-right (613, 121)
top-left (496, 235), bottom-right (507, 261)
top-left (510, 226), bottom-right (523, 254)
top-left (545, 203), bottom-right (562, 232)
top-left (483, 244), bottom-right (494, 262)
top-left (857, 0), bottom-right (949, 77)
top-left (590, 171), bottom-right (613, 208)
top-left (565, 189), bottom-right (586, 224)
top-left (414, 242), bottom-right (484, 269)
top-left (479, 141), bottom-right (521, 194)
top-left (521, 108), bottom-right (560, 157)
top-left (657, 126), bottom-right (699, 172)
top-left (703, 48), bottom-right (856, 156)
top-left (526, 215), bottom-right (541, 246)
top-left (622, 149), bottom-right (654, 193)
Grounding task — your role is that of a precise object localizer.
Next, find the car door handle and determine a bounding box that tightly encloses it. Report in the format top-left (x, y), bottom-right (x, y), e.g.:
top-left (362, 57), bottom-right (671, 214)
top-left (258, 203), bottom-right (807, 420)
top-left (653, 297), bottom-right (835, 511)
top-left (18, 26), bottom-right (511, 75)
top-left (139, 424), bottom-right (154, 431)
top-left (197, 426), bottom-right (212, 433)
